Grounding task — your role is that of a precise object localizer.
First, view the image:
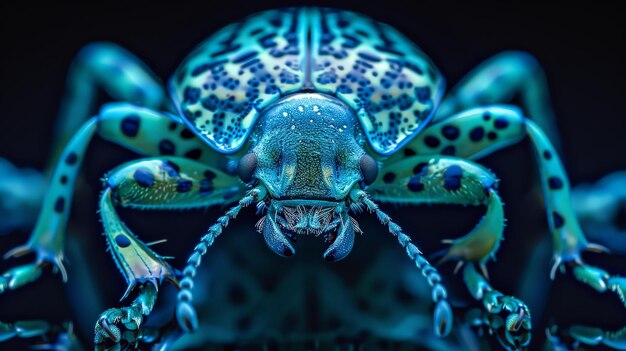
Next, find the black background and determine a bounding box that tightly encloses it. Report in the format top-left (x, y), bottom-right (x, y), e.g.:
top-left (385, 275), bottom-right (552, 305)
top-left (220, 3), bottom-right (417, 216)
top-left (1, 2), bottom-right (625, 350)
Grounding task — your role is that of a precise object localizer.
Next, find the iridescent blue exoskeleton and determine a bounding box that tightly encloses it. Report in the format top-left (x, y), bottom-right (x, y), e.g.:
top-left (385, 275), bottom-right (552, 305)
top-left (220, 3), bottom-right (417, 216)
top-left (1, 7), bottom-right (625, 350)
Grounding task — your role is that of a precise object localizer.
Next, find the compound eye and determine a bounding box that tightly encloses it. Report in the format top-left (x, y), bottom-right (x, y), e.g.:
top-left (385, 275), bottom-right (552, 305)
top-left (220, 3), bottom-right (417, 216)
top-left (238, 152), bottom-right (258, 183)
top-left (360, 154), bottom-right (379, 185)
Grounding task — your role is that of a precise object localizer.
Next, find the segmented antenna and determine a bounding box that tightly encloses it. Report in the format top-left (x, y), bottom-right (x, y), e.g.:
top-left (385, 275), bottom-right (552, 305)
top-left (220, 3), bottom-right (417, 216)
top-left (176, 188), bottom-right (262, 332)
top-left (350, 189), bottom-right (453, 337)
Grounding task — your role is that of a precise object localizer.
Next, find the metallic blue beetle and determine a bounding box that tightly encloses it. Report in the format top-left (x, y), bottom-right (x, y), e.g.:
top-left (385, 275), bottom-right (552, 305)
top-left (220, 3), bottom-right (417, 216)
top-left (1, 7), bottom-right (624, 350)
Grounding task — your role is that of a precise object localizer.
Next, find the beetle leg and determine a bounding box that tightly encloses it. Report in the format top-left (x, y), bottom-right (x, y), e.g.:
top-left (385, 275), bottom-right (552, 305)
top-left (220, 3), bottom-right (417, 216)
top-left (94, 283), bottom-right (157, 347)
top-left (559, 324), bottom-right (626, 350)
top-left (463, 265), bottom-right (532, 350)
top-left (51, 42), bottom-right (167, 164)
top-left (94, 156), bottom-right (242, 346)
top-left (0, 42), bottom-right (168, 235)
top-left (571, 171), bottom-right (626, 254)
top-left (0, 320), bottom-right (78, 348)
top-left (370, 156), bottom-right (504, 267)
top-left (397, 105), bottom-right (625, 308)
top-left (368, 156), bottom-right (531, 337)
top-left (2, 103), bottom-right (226, 293)
top-left (434, 51), bottom-right (559, 145)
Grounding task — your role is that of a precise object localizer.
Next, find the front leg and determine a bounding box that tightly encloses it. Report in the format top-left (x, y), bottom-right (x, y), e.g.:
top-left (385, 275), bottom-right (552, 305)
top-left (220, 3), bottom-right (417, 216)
top-left (394, 105), bottom-right (625, 308)
top-left (94, 284), bottom-right (157, 347)
top-left (463, 265), bottom-right (531, 350)
top-left (368, 156), bottom-right (530, 339)
top-left (371, 155), bottom-right (504, 267)
top-left (94, 156), bottom-right (242, 347)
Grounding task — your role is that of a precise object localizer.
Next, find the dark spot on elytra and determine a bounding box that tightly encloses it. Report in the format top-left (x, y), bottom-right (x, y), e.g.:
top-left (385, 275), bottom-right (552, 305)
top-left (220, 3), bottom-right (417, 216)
top-left (115, 234), bottom-right (131, 248)
top-left (483, 112), bottom-right (491, 121)
top-left (382, 172), bottom-right (396, 183)
top-left (469, 127), bottom-right (484, 142)
top-left (548, 177), bottom-right (563, 190)
top-left (60, 175), bottom-right (68, 184)
top-left (133, 167), bottom-right (154, 188)
top-left (184, 148), bottom-right (202, 160)
top-left (424, 136), bottom-right (440, 148)
top-left (159, 140), bottom-right (176, 155)
top-left (494, 117), bottom-right (509, 129)
top-left (176, 179), bottom-right (193, 193)
top-left (487, 131), bottom-right (497, 140)
top-left (180, 129), bottom-right (195, 139)
top-left (408, 175), bottom-right (424, 192)
top-left (415, 86), bottom-right (431, 103)
top-left (552, 211), bottom-right (565, 228)
top-left (204, 170), bottom-right (217, 180)
top-left (183, 87), bottom-right (201, 104)
top-left (168, 121), bottom-right (178, 131)
top-left (54, 197), bottom-right (65, 213)
top-left (121, 115), bottom-right (140, 137)
top-left (441, 125), bottom-right (459, 141)
top-left (443, 165), bottom-right (463, 191)
top-left (65, 152), bottom-right (78, 165)
top-left (358, 52), bottom-right (382, 62)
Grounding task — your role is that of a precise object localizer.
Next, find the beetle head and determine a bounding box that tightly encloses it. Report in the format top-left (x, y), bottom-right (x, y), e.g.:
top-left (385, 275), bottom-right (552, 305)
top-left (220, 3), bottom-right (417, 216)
top-left (238, 93), bottom-right (378, 260)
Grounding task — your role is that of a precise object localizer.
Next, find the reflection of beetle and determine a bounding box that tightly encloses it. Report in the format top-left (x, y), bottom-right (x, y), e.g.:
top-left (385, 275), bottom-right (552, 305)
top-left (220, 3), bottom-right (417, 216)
top-left (2, 7), bottom-right (624, 350)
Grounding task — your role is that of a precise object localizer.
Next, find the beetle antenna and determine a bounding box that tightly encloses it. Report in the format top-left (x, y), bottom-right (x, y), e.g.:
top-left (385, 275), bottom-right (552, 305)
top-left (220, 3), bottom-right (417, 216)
top-left (176, 186), bottom-right (266, 332)
top-left (349, 188), bottom-right (453, 337)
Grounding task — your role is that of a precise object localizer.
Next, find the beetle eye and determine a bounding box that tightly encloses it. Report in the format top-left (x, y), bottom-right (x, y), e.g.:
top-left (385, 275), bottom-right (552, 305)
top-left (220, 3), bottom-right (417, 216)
top-left (360, 154), bottom-right (379, 185)
top-left (238, 152), bottom-right (258, 183)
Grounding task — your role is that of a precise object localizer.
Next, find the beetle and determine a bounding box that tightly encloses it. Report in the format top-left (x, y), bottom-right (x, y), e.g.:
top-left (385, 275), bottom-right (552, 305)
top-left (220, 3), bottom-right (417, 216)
top-left (1, 6), bottom-right (624, 350)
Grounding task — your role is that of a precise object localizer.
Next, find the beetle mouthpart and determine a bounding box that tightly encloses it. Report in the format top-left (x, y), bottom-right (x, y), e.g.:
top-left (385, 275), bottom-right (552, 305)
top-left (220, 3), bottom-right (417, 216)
top-left (262, 212), bottom-right (296, 257)
top-left (280, 205), bottom-right (335, 236)
top-left (322, 213), bottom-right (355, 262)
top-left (259, 202), bottom-right (357, 261)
